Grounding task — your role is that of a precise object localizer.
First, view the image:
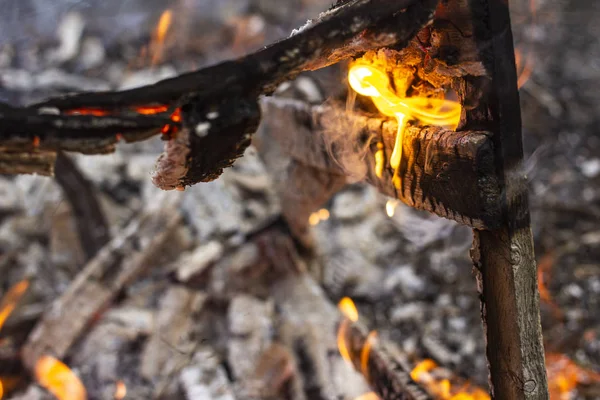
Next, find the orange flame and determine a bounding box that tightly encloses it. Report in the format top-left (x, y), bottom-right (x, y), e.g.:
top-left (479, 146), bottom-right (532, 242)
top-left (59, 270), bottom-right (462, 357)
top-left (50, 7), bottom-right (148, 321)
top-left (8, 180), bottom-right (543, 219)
top-left (337, 297), bottom-right (359, 364)
top-left (361, 331), bottom-right (377, 381)
top-left (0, 279), bottom-right (30, 331)
top-left (338, 297), bottom-right (359, 322)
top-left (537, 252), bottom-right (564, 319)
top-left (411, 359), bottom-right (490, 400)
top-left (133, 105), bottom-right (169, 115)
top-left (355, 393), bottom-right (380, 400)
top-left (114, 380), bottom-right (126, 399)
top-left (151, 10), bottom-right (173, 65)
top-left (64, 108), bottom-right (110, 117)
top-left (348, 63), bottom-right (461, 188)
top-left (35, 355), bottom-right (87, 400)
top-left (515, 48), bottom-right (533, 89)
top-left (546, 353), bottom-right (600, 400)
top-left (0, 380), bottom-right (3, 399)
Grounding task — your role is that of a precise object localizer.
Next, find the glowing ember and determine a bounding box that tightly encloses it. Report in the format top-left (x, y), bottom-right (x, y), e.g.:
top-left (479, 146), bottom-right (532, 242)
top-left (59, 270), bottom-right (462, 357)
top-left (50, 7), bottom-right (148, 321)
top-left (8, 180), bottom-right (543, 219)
top-left (35, 355), bottom-right (87, 400)
top-left (0, 279), bottom-right (29, 331)
top-left (151, 10), bottom-right (173, 65)
top-left (0, 380), bottom-right (3, 399)
top-left (64, 108), bottom-right (109, 116)
top-left (348, 64), bottom-right (461, 188)
top-left (133, 105), bottom-right (169, 115)
top-left (355, 392), bottom-right (380, 400)
top-left (546, 353), bottom-right (600, 400)
top-left (411, 359), bottom-right (490, 400)
top-left (309, 208), bottom-right (330, 226)
top-left (386, 199), bottom-right (399, 217)
top-left (114, 380), bottom-right (127, 399)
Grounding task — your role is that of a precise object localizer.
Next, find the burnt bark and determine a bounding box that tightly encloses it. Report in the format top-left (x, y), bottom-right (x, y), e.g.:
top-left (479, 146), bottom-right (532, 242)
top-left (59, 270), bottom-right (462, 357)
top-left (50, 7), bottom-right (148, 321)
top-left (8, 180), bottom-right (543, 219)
top-left (459, 0), bottom-right (549, 398)
top-left (0, 0), bottom-right (439, 187)
top-left (339, 320), bottom-right (432, 400)
top-left (258, 98), bottom-right (501, 229)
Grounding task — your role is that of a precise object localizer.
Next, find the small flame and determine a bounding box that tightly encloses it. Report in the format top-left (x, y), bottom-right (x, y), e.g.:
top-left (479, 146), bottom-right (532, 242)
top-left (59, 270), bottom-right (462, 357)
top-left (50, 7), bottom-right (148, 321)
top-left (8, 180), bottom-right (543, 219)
top-left (35, 355), bottom-right (87, 400)
top-left (411, 359), bottom-right (490, 400)
top-left (337, 297), bottom-right (359, 364)
top-left (151, 10), bottom-right (173, 65)
top-left (361, 331), bottom-right (377, 381)
top-left (537, 252), bottom-right (563, 319)
top-left (114, 380), bottom-right (126, 399)
top-left (386, 199), bottom-right (399, 217)
top-left (0, 380), bottom-right (3, 399)
top-left (0, 279), bottom-right (30, 331)
top-left (515, 48), bottom-right (533, 89)
top-left (546, 353), bottom-right (600, 400)
top-left (338, 297), bottom-right (359, 322)
top-left (348, 64), bottom-right (461, 188)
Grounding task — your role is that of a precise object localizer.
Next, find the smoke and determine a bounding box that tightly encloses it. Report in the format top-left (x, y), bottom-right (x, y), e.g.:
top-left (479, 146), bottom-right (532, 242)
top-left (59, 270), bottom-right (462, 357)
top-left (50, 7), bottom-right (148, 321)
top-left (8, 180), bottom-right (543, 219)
top-left (317, 97), bottom-right (376, 183)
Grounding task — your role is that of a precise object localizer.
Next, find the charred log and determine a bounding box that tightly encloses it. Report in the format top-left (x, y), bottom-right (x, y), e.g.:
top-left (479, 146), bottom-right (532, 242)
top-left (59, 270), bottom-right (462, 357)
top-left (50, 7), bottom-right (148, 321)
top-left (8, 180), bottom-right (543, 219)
top-left (258, 98), bottom-right (501, 230)
top-left (338, 319), bottom-right (432, 400)
top-left (0, 0), bottom-right (438, 187)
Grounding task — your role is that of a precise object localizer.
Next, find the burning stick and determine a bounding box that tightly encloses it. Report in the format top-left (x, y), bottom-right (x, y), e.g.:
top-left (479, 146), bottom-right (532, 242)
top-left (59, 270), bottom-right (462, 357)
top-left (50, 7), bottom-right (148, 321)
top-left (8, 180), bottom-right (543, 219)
top-left (337, 298), bottom-right (432, 400)
top-left (0, 0), bottom-right (438, 186)
top-left (258, 98), bottom-right (500, 229)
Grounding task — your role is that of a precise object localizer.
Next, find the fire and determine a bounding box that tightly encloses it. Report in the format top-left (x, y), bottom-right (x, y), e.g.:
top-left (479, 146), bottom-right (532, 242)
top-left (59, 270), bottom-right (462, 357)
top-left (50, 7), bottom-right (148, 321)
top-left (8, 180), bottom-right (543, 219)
top-left (0, 279), bottom-right (30, 331)
top-left (35, 355), bottom-right (86, 400)
top-left (151, 10), bottom-right (173, 65)
top-left (309, 208), bottom-right (330, 226)
top-left (64, 108), bottom-right (110, 116)
top-left (355, 393), bottom-right (380, 400)
top-left (537, 252), bottom-right (563, 319)
top-left (385, 199), bottom-right (399, 217)
top-left (133, 105), bottom-right (169, 115)
top-left (114, 380), bottom-right (126, 399)
top-left (338, 297), bottom-right (359, 322)
top-left (410, 359), bottom-right (490, 400)
top-left (546, 353), bottom-right (600, 400)
top-left (337, 297), bottom-right (359, 364)
top-left (348, 64), bottom-right (461, 188)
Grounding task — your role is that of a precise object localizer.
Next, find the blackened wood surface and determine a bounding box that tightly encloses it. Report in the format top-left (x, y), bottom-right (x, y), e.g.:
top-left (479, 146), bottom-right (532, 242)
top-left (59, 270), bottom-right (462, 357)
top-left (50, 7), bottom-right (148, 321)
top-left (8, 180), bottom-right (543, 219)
top-left (259, 99), bottom-right (500, 229)
top-left (54, 152), bottom-right (110, 261)
top-left (340, 320), bottom-right (432, 400)
top-left (30, 0), bottom-right (438, 111)
top-left (460, 0), bottom-right (549, 398)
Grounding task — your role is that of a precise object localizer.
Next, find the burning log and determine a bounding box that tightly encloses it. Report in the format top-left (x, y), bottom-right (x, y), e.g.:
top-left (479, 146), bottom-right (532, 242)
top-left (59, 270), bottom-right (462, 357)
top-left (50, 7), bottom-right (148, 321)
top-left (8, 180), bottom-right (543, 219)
top-left (336, 298), bottom-right (431, 400)
top-left (0, 0), bottom-right (439, 186)
top-left (258, 98), bottom-right (500, 230)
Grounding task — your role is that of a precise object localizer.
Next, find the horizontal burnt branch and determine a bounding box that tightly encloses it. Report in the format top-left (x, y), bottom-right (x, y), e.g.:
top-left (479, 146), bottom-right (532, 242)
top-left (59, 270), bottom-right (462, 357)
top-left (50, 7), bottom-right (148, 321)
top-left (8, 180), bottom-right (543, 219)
top-left (259, 98), bottom-right (501, 229)
top-left (0, 0), bottom-right (438, 186)
top-left (30, 0), bottom-right (438, 111)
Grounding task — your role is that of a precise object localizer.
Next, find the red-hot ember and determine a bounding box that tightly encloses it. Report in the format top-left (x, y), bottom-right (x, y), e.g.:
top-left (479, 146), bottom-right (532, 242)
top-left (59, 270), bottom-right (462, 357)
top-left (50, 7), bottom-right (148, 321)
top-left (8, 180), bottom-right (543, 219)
top-left (133, 105), bottom-right (169, 115)
top-left (64, 108), bottom-right (110, 116)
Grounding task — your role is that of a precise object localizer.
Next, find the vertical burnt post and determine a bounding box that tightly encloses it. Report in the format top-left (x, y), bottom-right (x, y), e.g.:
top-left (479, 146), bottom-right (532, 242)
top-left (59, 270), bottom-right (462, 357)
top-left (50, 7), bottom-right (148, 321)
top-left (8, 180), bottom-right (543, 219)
top-left (464, 0), bottom-right (549, 398)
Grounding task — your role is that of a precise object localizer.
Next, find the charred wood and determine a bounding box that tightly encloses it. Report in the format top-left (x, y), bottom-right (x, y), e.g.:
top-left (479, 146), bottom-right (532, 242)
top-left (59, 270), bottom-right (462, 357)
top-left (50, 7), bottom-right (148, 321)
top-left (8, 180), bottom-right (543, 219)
top-left (54, 152), bottom-right (110, 261)
top-left (21, 196), bottom-right (182, 371)
top-left (258, 98), bottom-right (501, 229)
top-left (0, 0), bottom-right (439, 187)
top-left (339, 320), bottom-right (432, 400)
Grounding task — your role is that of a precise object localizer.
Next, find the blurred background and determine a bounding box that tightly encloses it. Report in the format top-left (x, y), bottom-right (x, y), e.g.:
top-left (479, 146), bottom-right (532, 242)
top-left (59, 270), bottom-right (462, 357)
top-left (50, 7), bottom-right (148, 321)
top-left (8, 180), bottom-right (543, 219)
top-left (0, 0), bottom-right (598, 399)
